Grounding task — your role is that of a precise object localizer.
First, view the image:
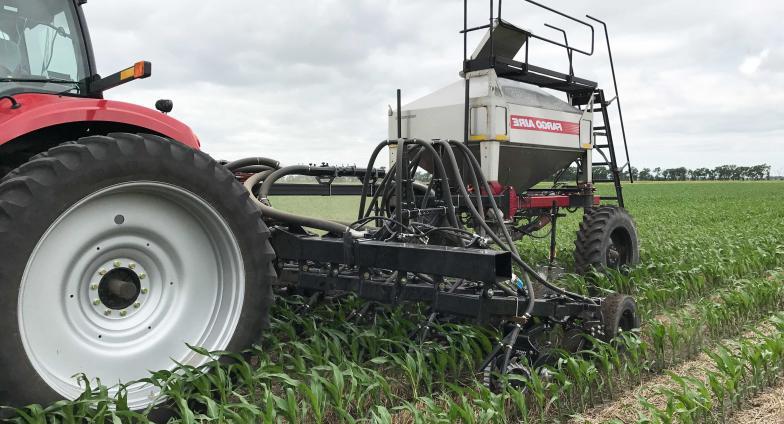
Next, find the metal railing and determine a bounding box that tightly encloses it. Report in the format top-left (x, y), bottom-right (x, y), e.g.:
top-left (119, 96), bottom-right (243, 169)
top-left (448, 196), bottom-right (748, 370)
top-left (461, 0), bottom-right (595, 77)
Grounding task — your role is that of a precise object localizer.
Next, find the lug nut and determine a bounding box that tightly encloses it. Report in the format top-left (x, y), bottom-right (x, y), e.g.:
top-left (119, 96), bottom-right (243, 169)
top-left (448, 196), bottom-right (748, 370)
top-left (133, 302), bottom-right (141, 309)
top-left (90, 284), bottom-right (98, 290)
top-left (113, 260), bottom-right (121, 268)
top-left (362, 272), bottom-right (370, 280)
top-left (104, 309), bottom-right (112, 316)
top-left (119, 310), bottom-right (127, 317)
top-left (129, 263), bottom-right (136, 270)
top-left (141, 288), bottom-right (148, 294)
top-left (139, 273), bottom-right (146, 280)
top-left (485, 289), bottom-right (495, 298)
top-left (93, 299), bottom-right (101, 305)
top-left (98, 269), bottom-right (107, 276)
top-left (302, 265), bottom-right (309, 272)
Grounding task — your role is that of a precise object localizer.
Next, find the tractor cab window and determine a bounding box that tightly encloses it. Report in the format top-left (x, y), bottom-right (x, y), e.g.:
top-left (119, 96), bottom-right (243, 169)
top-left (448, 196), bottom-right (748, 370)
top-left (0, 0), bottom-right (90, 96)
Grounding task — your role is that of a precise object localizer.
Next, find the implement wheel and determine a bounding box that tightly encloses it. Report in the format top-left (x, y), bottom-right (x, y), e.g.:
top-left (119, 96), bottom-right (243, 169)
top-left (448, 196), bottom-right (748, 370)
top-left (574, 205), bottom-right (639, 275)
top-left (0, 134), bottom-right (275, 411)
top-left (600, 293), bottom-right (640, 342)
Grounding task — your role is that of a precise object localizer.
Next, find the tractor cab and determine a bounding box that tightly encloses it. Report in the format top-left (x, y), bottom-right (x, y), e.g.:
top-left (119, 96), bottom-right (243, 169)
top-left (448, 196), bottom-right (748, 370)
top-left (0, 0), bottom-right (93, 97)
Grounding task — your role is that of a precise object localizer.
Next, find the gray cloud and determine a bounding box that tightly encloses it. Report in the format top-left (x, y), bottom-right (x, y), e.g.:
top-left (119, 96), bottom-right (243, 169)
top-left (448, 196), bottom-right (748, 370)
top-left (84, 0), bottom-right (784, 172)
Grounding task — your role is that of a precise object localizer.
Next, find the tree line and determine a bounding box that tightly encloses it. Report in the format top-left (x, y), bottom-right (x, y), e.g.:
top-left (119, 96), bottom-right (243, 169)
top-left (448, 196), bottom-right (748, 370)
top-left (557, 164), bottom-right (773, 182)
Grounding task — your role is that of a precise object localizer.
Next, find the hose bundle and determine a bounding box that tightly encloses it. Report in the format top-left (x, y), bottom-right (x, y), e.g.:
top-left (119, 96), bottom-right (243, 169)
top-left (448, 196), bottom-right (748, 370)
top-left (230, 139), bottom-right (596, 320)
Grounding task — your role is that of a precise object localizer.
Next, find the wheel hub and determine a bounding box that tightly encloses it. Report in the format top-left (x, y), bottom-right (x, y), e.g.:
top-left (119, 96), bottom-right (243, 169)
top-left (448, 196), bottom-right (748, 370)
top-left (98, 267), bottom-right (141, 310)
top-left (87, 258), bottom-right (150, 319)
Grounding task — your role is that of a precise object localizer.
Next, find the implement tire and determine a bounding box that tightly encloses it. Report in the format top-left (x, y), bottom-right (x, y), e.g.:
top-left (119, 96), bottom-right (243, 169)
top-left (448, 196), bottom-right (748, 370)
top-left (600, 293), bottom-right (640, 342)
top-left (574, 205), bottom-right (639, 275)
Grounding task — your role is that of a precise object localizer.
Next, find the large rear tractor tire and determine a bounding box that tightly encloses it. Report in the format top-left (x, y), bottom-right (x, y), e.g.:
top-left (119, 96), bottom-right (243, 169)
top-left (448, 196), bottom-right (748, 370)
top-left (0, 133), bottom-right (275, 413)
top-left (574, 205), bottom-right (639, 275)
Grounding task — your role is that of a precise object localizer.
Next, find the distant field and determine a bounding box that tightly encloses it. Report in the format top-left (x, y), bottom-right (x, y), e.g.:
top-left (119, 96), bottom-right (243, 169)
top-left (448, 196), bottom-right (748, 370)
top-left (271, 194), bottom-right (361, 223)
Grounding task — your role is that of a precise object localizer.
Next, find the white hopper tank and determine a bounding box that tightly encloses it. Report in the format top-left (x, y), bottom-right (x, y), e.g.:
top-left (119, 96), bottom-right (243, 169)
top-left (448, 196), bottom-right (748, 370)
top-left (389, 69), bottom-right (594, 191)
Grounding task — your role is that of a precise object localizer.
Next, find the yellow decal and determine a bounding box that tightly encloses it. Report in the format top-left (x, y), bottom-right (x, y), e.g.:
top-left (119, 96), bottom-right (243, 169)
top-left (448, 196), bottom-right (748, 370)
top-left (120, 68), bottom-right (134, 80)
top-left (468, 135), bottom-right (511, 142)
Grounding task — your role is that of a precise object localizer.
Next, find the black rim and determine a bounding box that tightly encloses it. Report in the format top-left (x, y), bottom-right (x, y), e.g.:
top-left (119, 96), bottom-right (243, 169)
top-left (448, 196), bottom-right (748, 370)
top-left (618, 307), bottom-right (636, 332)
top-left (606, 228), bottom-right (632, 268)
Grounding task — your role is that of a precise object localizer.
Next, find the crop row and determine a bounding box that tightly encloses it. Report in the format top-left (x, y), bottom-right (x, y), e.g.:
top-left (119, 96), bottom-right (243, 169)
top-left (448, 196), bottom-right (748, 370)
top-left (637, 313), bottom-right (784, 424)
top-left (8, 270), bottom-right (781, 423)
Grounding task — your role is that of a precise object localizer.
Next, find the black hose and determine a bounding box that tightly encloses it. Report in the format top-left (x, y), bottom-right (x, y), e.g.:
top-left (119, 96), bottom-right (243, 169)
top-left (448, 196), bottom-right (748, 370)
top-left (243, 169), bottom-right (275, 192)
top-left (233, 165), bottom-right (273, 174)
top-left (364, 167), bottom-right (394, 218)
top-left (257, 203), bottom-right (351, 235)
top-left (258, 165), bottom-right (313, 204)
top-left (225, 157), bottom-right (280, 171)
top-left (364, 166), bottom-right (396, 219)
top-left (359, 140), bottom-right (392, 220)
top-left (433, 140), bottom-right (522, 296)
top-left (406, 139), bottom-right (461, 228)
top-left (449, 141), bottom-right (596, 304)
top-left (450, 142), bottom-right (484, 230)
top-left (243, 167), bottom-right (356, 236)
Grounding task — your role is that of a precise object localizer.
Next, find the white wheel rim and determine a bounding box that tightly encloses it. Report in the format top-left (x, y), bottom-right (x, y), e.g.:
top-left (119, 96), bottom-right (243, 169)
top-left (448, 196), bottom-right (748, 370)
top-left (18, 182), bottom-right (245, 410)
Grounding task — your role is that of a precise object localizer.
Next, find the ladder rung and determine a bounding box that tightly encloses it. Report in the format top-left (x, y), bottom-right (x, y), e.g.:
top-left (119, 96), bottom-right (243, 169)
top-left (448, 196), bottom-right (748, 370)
top-left (593, 179), bottom-right (616, 183)
top-left (595, 144), bottom-right (610, 148)
top-left (593, 161), bottom-right (611, 166)
top-left (594, 132), bottom-right (607, 137)
top-left (600, 196), bottom-right (618, 200)
top-left (594, 126), bottom-right (606, 131)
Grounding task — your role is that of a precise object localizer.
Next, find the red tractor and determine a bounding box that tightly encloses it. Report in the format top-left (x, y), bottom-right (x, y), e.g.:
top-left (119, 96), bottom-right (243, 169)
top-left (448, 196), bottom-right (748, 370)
top-left (0, 0), bottom-right (640, 417)
top-left (0, 0), bottom-right (275, 411)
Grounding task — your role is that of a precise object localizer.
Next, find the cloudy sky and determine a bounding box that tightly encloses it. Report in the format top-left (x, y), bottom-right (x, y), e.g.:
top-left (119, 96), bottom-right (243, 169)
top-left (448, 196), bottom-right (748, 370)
top-left (84, 0), bottom-right (784, 174)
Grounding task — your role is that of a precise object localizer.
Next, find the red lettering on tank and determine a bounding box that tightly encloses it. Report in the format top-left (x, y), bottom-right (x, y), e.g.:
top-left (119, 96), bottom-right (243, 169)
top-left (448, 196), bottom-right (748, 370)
top-left (510, 115), bottom-right (579, 135)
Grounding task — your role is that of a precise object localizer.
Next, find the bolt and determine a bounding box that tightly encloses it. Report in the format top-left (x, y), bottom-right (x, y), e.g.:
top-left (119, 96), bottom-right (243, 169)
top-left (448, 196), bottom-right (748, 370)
top-left (139, 273), bottom-right (146, 280)
top-left (104, 309), bottom-right (112, 316)
top-left (119, 310), bottom-right (127, 317)
top-left (362, 272), bottom-right (370, 280)
top-left (485, 288), bottom-right (495, 298)
top-left (302, 265), bottom-right (309, 272)
top-left (90, 284), bottom-right (98, 290)
top-left (129, 263), bottom-right (136, 270)
top-left (98, 269), bottom-right (107, 276)
top-left (113, 260), bottom-right (121, 268)
top-left (133, 302), bottom-right (141, 309)
top-left (400, 277), bottom-right (408, 284)
top-left (93, 299), bottom-right (101, 305)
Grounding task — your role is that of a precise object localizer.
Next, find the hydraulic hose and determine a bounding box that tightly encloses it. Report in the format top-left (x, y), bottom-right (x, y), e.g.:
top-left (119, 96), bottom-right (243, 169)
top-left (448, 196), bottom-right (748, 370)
top-left (359, 140), bottom-right (393, 220)
top-left (240, 167), bottom-right (362, 237)
top-left (243, 169), bottom-right (274, 192)
top-left (225, 157), bottom-right (280, 171)
top-left (448, 141), bottom-right (597, 304)
top-left (258, 165), bottom-right (313, 204)
top-left (450, 142), bottom-right (484, 229)
top-left (425, 140), bottom-right (521, 298)
top-left (363, 165), bottom-right (396, 219)
top-left (233, 165), bottom-right (273, 174)
top-left (406, 139), bottom-right (461, 228)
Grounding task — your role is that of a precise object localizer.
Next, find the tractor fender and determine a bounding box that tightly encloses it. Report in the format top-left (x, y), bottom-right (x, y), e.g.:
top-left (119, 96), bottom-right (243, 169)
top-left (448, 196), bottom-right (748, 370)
top-left (0, 93), bottom-right (200, 149)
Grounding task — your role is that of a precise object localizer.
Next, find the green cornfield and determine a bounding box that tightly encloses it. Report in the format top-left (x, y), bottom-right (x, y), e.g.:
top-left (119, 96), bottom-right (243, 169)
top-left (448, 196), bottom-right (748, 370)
top-left (5, 181), bottom-right (784, 423)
